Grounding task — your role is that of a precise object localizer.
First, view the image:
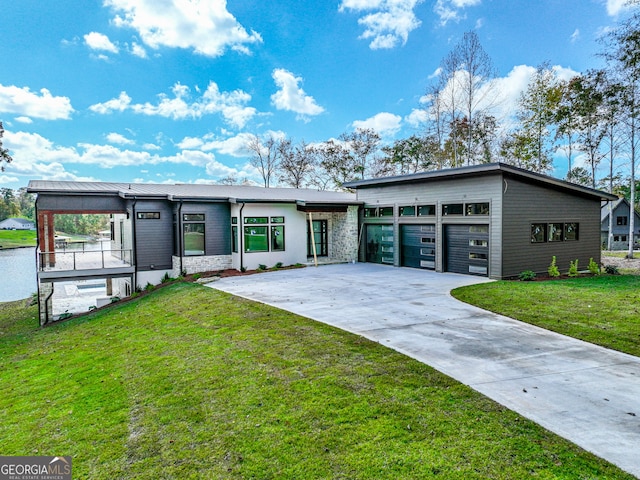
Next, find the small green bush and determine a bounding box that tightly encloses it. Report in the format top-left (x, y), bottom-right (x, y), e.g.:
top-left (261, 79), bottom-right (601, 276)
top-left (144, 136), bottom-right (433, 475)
top-left (161, 272), bottom-right (173, 283)
top-left (258, 264), bottom-right (267, 271)
top-left (518, 270), bottom-right (536, 281)
top-left (144, 282), bottom-right (155, 292)
top-left (131, 292), bottom-right (140, 298)
top-left (240, 266), bottom-right (247, 273)
top-left (604, 264), bottom-right (620, 275)
top-left (275, 262), bottom-right (283, 269)
top-left (192, 273), bottom-right (201, 280)
top-left (568, 259), bottom-right (579, 277)
top-left (548, 256), bottom-right (560, 278)
top-left (110, 296), bottom-right (121, 303)
top-left (588, 258), bottom-right (600, 275)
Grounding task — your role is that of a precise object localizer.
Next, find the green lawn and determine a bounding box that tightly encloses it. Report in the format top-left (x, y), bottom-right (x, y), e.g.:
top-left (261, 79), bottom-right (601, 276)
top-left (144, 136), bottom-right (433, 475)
top-left (0, 284), bottom-right (632, 479)
top-left (0, 229), bottom-right (37, 248)
top-left (452, 275), bottom-right (640, 357)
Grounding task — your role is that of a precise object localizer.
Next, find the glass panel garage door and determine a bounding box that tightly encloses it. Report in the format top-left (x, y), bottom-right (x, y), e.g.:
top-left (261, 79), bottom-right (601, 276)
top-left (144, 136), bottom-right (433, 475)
top-left (444, 224), bottom-right (489, 276)
top-left (365, 224), bottom-right (394, 264)
top-left (401, 224), bottom-right (436, 269)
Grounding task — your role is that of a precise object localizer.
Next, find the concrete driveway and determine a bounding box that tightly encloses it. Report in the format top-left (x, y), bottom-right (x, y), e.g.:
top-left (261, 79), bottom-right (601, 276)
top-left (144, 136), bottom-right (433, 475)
top-left (210, 263), bottom-right (640, 478)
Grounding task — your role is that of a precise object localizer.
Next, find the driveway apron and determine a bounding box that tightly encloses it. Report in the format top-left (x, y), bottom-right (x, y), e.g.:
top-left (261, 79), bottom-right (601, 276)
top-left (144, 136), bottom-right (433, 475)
top-left (210, 263), bottom-right (640, 478)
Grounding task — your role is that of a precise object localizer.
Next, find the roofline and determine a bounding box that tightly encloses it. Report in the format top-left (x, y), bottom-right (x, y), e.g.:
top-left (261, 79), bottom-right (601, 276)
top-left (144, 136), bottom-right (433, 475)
top-left (343, 162), bottom-right (618, 201)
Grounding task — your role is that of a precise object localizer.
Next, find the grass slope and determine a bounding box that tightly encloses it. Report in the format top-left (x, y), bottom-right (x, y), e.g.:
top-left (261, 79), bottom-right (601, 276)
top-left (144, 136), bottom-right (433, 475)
top-left (0, 284), bottom-right (633, 479)
top-left (0, 229), bottom-right (37, 248)
top-left (452, 275), bottom-right (640, 357)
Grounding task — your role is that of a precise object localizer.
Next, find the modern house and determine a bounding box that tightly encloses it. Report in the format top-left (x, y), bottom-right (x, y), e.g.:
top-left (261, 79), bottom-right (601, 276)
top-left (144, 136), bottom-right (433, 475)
top-left (601, 198), bottom-right (640, 250)
top-left (0, 217), bottom-right (35, 230)
top-left (28, 163), bottom-right (616, 325)
top-left (27, 181), bottom-right (360, 325)
top-left (344, 163), bottom-right (616, 279)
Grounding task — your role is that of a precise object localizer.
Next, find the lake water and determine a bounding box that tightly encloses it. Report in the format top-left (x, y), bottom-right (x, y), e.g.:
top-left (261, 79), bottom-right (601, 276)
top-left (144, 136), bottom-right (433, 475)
top-left (0, 247), bottom-right (37, 302)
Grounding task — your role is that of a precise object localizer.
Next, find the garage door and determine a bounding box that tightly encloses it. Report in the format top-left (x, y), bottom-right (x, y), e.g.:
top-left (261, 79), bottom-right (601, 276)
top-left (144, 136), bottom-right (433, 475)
top-left (401, 224), bottom-right (436, 269)
top-left (365, 224), bottom-right (395, 264)
top-left (444, 225), bottom-right (489, 276)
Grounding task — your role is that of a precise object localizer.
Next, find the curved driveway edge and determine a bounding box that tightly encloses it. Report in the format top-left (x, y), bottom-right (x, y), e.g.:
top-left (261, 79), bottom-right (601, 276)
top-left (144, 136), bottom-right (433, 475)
top-left (210, 263), bottom-right (640, 478)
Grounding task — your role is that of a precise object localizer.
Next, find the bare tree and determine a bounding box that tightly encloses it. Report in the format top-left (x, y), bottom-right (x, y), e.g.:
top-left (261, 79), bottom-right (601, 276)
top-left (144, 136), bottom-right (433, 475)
top-left (246, 133), bottom-right (280, 188)
top-left (278, 139), bottom-right (317, 188)
top-left (454, 31), bottom-right (498, 165)
top-left (603, 8), bottom-right (640, 257)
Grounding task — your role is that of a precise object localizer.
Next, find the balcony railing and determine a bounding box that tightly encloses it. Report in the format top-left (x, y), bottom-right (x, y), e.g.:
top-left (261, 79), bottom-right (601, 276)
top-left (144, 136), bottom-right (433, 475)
top-left (38, 248), bottom-right (133, 272)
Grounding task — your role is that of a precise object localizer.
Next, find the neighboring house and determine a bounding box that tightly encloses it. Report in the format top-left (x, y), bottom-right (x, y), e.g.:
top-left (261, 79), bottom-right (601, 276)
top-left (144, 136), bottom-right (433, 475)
top-left (27, 181), bottom-right (360, 325)
top-left (0, 217), bottom-right (35, 230)
top-left (344, 163), bottom-right (616, 279)
top-left (600, 198), bottom-right (640, 250)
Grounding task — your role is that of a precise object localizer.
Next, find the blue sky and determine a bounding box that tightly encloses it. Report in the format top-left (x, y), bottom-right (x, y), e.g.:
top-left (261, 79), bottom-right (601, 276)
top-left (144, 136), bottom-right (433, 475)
top-left (0, 0), bottom-right (634, 189)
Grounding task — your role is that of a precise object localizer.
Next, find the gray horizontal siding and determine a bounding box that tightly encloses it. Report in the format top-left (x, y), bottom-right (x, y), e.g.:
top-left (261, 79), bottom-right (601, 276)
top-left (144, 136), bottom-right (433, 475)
top-left (133, 200), bottom-right (174, 271)
top-left (178, 203), bottom-right (231, 256)
top-left (355, 174), bottom-right (503, 278)
top-left (501, 176), bottom-right (601, 278)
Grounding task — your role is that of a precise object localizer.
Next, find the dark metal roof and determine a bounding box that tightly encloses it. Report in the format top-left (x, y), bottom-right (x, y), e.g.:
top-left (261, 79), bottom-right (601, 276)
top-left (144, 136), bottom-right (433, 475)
top-left (343, 162), bottom-right (618, 201)
top-left (27, 180), bottom-right (360, 205)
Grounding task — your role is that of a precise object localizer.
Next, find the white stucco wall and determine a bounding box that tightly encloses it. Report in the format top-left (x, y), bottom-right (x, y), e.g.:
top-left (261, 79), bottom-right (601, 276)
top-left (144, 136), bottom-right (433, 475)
top-left (231, 203), bottom-right (308, 270)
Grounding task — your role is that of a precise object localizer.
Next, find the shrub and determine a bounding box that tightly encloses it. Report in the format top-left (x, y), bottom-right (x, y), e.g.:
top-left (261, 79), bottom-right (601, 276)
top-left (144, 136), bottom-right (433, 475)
top-left (548, 256), bottom-right (560, 278)
top-left (258, 264), bottom-right (267, 271)
top-left (144, 282), bottom-right (155, 292)
top-left (588, 258), bottom-right (600, 275)
top-left (192, 273), bottom-right (201, 281)
top-left (604, 264), bottom-right (620, 275)
top-left (518, 270), bottom-right (536, 281)
top-left (240, 266), bottom-right (247, 273)
top-left (568, 259), bottom-right (579, 277)
top-left (110, 296), bottom-right (121, 303)
top-left (275, 262), bottom-right (283, 269)
top-left (161, 272), bottom-right (173, 283)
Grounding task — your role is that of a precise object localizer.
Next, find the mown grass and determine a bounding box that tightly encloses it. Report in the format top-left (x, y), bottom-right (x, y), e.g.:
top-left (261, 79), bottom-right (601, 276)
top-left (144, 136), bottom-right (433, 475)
top-left (452, 275), bottom-right (640, 357)
top-left (0, 229), bottom-right (37, 248)
top-left (0, 284), bottom-right (634, 479)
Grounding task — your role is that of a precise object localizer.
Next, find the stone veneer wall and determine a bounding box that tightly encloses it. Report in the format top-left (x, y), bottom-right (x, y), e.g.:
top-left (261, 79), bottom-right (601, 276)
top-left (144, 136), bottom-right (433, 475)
top-left (172, 254), bottom-right (233, 277)
top-left (308, 206), bottom-right (359, 263)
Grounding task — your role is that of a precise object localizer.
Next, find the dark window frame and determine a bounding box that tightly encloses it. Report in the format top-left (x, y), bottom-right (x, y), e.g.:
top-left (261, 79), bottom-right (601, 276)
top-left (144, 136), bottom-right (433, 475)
top-left (442, 203), bottom-right (464, 216)
top-left (417, 205), bottom-right (436, 216)
top-left (308, 219), bottom-right (328, 257)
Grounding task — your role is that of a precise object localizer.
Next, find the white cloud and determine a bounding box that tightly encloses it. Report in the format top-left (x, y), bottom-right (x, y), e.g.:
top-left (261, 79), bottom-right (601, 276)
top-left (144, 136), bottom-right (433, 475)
top-left (106, 132), bottom-right (135, 145)
top-left (340, 0), bottom-right (422, 49)
top-left (433, 0), bottom-right (481, 26)
top-left (405, 108), bottom-right (427, 127)
top-left (0, 84), bottom-right (74, 120)
top-left (270, 69), bottom-right (324, 120)
top-left (84, 32), bottom-right (119, 53)
top-left (130, 42), bottom-right (147, 58)
top-left (0, 175), bottom-right (19, 183)
top-left (143, 143), bottom-right (161, 150)
top-left (606, 0), bottom-right (632, 16)
top-left (570, 28), bottom-right (580, 43)
top-left (104, 0), bottom-right (262, 57)
top-left (352, 112), bottom-right (402, 136)
top-left (14, 116), bottom-right (32, 124)
top-left (90, 82), bottom-right (256, 128)
top-left (89, 91), bottom-right (132, 114)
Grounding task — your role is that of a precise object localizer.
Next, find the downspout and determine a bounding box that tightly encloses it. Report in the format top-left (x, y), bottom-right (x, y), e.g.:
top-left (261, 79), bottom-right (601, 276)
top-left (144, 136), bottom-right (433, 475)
top-left (239, 202), bottom-right (245, 271)
top-left (131, 198), bottom-right (138, 291)
top-left (178, 200), bottom-right (184, 276)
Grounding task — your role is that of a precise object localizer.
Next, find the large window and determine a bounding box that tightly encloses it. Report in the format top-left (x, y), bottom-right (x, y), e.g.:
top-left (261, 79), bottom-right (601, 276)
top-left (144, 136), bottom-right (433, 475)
top-left (244, 216), bottom-right (285, 253)
top-left (548, 223), bottom-right (564, 242)
top-left (531, 224), bottom-right (546, 243)
top-left (183, 214), bottom-right (205, 256)
top-left (308, 220), bottom-right (328, 256)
